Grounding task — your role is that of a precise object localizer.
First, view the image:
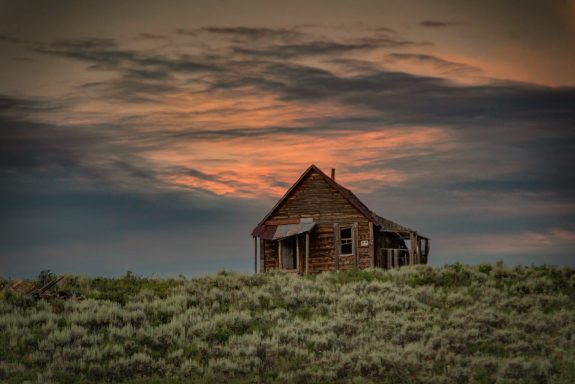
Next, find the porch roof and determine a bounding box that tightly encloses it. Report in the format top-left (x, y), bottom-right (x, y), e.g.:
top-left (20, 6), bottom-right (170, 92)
top-left (253, 221), bottom-right (316, 240)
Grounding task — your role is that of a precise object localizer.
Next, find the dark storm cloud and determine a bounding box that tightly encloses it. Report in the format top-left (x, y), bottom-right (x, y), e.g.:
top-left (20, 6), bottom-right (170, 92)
top-left (51, 37), bottom-right (118, 50)
top-left (371, 26), bottom-right (398, 34)
top-left (384, 53), bottom-right (483, 76)
top-left (17, 31), bottom-right (575, 161)
top-left (0, 33), bottom-right (32, 44)
top-left (138, 33), bottom-right (168, 40)
top-left (185, 167), bottom-right (224, 182)
top-left (124, 68), bottom-right (172, 81)
top-left (177, 25), bottom-right (424, 59)
top-left (205, 56), bottom-right (574, 221)
top-left (27, 28), bottom-right (426, 105)
top-left (0, 94), bottom-right (35, 111)
top-left (36, 37), bottom-right (220, 74)
top-left (199, 26), bottom-right (306, 40)
top-left (80, 77), bottom-right (180, 103)
top-left (419, 20), bottom-right (460, 27)
top-left (224, 61), bottom-right (575, 128)
top-left (0, 94), bottom-right (159, 187)
top-left (233, 36), bottom-right (424, 58)
top-left (31, 38), bottom-right (222, 102)
top-left (0, 94), bottom-right (61, 114)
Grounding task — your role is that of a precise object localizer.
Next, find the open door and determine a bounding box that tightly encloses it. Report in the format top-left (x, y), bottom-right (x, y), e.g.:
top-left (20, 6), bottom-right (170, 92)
top-left (279, 236), bottom-right (297, 270)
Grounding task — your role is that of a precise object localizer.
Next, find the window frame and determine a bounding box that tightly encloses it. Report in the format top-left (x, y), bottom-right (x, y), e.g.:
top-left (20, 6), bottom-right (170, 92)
top-left (339, 225), bottom-right (355, 256)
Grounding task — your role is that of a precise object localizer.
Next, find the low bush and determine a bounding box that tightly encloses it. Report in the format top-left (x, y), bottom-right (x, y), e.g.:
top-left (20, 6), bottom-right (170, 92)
top-left (1, 264), bottom-right (574, 383)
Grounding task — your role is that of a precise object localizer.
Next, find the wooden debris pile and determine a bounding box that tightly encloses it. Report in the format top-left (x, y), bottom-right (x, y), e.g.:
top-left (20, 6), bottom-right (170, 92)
top-left (5, 276), bottom-right (84, 300)
top-left (6, 280), bottom-right (36, 294)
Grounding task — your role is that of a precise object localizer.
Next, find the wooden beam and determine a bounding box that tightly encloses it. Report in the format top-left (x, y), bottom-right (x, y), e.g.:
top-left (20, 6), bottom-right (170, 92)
top-left (353, 222), bottom-right (359, 268)
top-left (305, 232), bottom-right (310, 274)
top-left (369, 222), bottom-right (374, 268)
top-left (296, 235), bottom-right (300, 273)
top-left (278, 239), bottom-right (282, 270)
top-left (409, 232), bottom-right (416, 265)
top-left (254, 236), bottom-right (258, 274)
top-left (334, 223), bottom-right (340, 271)
top-left (259, 238), bottom-right (264, 273)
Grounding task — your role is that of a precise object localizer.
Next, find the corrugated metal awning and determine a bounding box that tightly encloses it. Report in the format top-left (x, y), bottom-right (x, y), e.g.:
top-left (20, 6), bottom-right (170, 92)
top-left (253, 220), bottom-right (316, 240)
top-left (273, 222), bottom-right (316, 240)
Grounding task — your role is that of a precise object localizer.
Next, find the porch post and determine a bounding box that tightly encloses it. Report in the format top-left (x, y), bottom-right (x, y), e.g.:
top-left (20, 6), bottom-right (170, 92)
top-left (260, 238), bottom-right (264, 273)
top-left (278, 239), bottom-right (282, 270)
top-left (296, 235), bottom-right (300, 272)
top-left (305, 232), bottom-right (310, 274)
top-left (369, 222), bottom-right (374, 268)
top-left (409, 232), bottom-right (416, 265)
top-left (254, 236), bottom-right (258, 274)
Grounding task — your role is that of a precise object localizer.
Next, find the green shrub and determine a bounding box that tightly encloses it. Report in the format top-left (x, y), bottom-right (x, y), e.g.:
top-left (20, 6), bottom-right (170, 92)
top-left (0, 264), bottom-right (574, 383)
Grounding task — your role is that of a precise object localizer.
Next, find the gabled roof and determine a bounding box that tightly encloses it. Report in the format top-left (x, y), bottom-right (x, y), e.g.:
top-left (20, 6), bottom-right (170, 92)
top-left (252, 164), bottom-right (419, 236)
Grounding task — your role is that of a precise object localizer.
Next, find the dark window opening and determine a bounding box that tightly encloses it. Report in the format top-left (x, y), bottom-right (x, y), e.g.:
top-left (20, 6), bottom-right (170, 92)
top-left (398, 253), bottom-right (408, 266)
top-left (340, 227), bottom-right (353, 255)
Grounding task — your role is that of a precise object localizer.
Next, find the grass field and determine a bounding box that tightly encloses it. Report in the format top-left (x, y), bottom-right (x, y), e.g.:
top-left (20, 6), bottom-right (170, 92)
top-left (1, 263), bottom-right (574, 383)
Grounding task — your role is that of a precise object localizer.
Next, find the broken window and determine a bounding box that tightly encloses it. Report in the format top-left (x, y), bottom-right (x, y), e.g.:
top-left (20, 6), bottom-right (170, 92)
top-left (340, 227), bottom-right (353, 255)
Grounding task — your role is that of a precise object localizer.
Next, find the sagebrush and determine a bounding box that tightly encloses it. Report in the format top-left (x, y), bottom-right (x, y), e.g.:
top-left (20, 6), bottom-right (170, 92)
top-left (1, 263), bottom-right (574, 383)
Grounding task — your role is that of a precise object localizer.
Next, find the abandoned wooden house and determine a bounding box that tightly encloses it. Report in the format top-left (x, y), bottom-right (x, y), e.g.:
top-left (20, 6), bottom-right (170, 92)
top-left (251, 165), bottom-right (429, 273)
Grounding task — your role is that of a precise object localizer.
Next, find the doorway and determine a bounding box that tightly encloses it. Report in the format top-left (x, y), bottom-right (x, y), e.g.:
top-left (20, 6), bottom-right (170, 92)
top-left (280, 236), bottom-right (297, 270)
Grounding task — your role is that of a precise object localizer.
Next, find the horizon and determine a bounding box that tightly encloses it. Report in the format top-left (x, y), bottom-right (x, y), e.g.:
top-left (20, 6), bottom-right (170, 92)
top-left (1, 0), bottom-right (574, 277)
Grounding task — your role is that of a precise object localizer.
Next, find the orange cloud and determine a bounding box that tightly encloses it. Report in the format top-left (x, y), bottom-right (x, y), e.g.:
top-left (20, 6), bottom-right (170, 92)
top-left (150, 126), bottom-right (450, 198)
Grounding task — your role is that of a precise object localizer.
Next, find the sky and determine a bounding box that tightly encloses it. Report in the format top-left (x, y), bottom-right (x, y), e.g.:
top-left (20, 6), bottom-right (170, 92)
top-left (1, 0), bottom-right (574, 277)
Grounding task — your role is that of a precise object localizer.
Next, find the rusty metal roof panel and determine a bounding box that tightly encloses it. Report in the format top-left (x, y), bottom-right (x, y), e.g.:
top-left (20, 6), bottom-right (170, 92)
top-left (273, 222), bottom-right (316, 240)
top-left (252, 224), bottom-right (277, 240)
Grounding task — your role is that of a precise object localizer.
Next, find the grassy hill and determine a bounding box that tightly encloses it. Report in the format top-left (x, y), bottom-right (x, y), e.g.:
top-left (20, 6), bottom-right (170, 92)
top-left (1, 263), bottom-right (574, 383)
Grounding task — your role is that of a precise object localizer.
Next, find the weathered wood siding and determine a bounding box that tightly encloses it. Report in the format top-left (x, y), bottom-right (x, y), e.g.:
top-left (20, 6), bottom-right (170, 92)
top-left (263, 239), bottom-right (278, 271)
top-left (262, 169), bottom-right (372, 273)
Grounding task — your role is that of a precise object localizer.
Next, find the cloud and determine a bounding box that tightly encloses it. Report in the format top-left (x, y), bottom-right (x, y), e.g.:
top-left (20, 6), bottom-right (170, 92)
top-left (233, 36), bottom-right (425, 59)
top-left (371, 26), bottom-right (398, 34)
top-left (0, 94), bottom-right (161, 190)
top-left (138, 33), bottom-right (168, 40)
top-left (2, 24), bottom-right (574, 274)
top-left (419, 20), bottom-right (460, 28)
top-left (31, 37), bottom-right (222, 103)
top-left (384, 53), bottom-right (484, 76)
top-left (18, 28), bottom-right (575, 203)
top-left (12, 56), bottom-right (33, 62)
top-left (198, 26), bottom-right (306, 41)
top-left (37, 38), bottom-right (219, 74)
top-left (0, 33), bottom-right (32, 44)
